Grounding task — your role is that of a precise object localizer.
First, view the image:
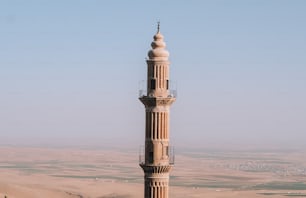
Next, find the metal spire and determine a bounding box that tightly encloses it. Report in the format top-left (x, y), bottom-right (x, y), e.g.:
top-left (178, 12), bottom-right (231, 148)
top-left (157, 21), bottom-right (160, 33)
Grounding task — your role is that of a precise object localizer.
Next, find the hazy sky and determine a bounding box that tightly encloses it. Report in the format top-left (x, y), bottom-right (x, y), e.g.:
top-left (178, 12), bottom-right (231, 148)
top-left (0, 0), bottom-right (305, 149)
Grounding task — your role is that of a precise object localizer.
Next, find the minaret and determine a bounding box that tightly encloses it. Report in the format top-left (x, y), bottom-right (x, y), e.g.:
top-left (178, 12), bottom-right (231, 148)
top-left (139, 24), bottom-right (176, 198)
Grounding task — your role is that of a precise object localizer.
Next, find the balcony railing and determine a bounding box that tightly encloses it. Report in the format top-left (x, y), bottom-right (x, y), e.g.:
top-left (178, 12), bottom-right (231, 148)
top-left (139, 145), bottom-right (175, 165)
top-left (138, 89), bottom-right (177, 98)
top-left (138, 80), bottom-right (177, 98)
top-left (169, 146), bottom-right (175, 165)
top-left (139, 145), bottom-right (145, 165)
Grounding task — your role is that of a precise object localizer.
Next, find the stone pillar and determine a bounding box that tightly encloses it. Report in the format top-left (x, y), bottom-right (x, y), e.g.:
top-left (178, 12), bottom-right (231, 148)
top-left (139, 26), bottom-right (175, 198)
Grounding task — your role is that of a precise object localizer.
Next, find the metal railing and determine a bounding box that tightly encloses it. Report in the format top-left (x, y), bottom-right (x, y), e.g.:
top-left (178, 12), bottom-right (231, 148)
top-left (169, 146), bottom-right (175, 165)
top-left (138, 89), bottom-right (177, 98)
top-left (138, 80), bottom-right (177, 98)
top-left (139, 145), bottom-right (145, 165)
top-left (139, 145), bottom-right (175, 165)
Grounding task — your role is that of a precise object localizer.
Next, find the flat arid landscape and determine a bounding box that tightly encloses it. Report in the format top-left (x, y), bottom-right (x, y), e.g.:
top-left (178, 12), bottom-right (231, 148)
top-left (1, 146), bottom-right (306, 198)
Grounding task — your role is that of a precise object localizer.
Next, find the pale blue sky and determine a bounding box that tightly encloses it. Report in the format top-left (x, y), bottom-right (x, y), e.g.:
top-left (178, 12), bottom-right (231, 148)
top-left (0, 0), bottom-right (305, 149)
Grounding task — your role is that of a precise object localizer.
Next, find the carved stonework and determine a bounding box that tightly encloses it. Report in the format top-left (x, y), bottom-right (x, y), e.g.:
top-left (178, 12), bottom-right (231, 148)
top-left (156, 98), bottom-right (175, 106)
top-left (140, 164), bottom-right (173, 174)
top-left (140, 27), bottom-right (175, 198)
top-left (139, 97), bottom-right (176, 107)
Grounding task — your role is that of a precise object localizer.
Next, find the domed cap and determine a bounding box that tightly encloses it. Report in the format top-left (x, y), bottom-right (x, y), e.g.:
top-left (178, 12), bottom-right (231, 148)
top-left (148, 23), bottom-right (169, 61)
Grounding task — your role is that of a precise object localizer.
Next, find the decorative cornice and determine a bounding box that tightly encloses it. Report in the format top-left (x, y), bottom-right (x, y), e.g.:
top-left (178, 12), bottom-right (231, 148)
top-left (140, 164), bottom-right (173, 174)
top-left (139, 97), bottom-right (176, 107)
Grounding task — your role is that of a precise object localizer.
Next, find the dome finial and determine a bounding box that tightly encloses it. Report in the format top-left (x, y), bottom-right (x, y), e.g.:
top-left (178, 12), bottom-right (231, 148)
top-left (148, 21), bottom-right (169, 61)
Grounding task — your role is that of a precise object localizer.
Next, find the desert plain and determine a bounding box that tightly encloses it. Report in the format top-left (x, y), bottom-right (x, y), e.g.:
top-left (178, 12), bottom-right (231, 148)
top-left (1, 146), bottom-right (306, 198)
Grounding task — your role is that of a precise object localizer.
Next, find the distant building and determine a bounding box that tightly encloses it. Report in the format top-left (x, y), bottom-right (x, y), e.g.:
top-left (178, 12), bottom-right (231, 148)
top-left (139, 24), bottom-right (176, 198)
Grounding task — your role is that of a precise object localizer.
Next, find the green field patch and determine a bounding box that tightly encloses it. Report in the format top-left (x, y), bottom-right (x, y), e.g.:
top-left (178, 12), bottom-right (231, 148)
top-left (0, 164), bottom-right (31, 169)
top-left (0, 163), bottom-right (53, 174)
top-left (211, 175), bottom-right (252, 180)
top-left (242, 169), bottom-right (273, 173)
top-left (51, 174), bottom-right (140, 181)
top-left (171, 181), bottom-right (243, 189)
top-left (263, 160), bottom-right (292, 164)
top-left (258, 192), bottom-right (306, 197)
top-left (181, 152), bottom-right (279, 161)
top-left (257, 192), bottom-right (279, 195)
top-left (253, 182), bottom-right (306, 190)
top-left (286, 194), bottom-right (306, 197)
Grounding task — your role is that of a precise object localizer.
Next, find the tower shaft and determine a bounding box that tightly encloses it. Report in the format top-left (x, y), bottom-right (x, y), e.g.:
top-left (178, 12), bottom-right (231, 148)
top-left (139, 28), bottom-right (175, 198)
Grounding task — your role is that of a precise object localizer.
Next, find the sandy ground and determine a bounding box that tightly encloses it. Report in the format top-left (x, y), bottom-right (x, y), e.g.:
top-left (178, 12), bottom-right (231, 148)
top-left (1, 146), bottom-right (306, 198)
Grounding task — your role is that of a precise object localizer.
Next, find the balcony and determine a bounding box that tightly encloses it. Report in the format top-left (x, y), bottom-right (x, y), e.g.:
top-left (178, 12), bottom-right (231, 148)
top-left (139, 145), bottom-right (175, 165)
top-left (138, 80), bottom-right (177, 98)
top-left (139, 89), bottom-right (177, 98)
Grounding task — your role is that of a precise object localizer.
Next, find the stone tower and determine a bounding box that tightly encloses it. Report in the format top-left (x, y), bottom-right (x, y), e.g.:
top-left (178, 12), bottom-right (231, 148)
top-left (139, 24), bottom-right (176, 198)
